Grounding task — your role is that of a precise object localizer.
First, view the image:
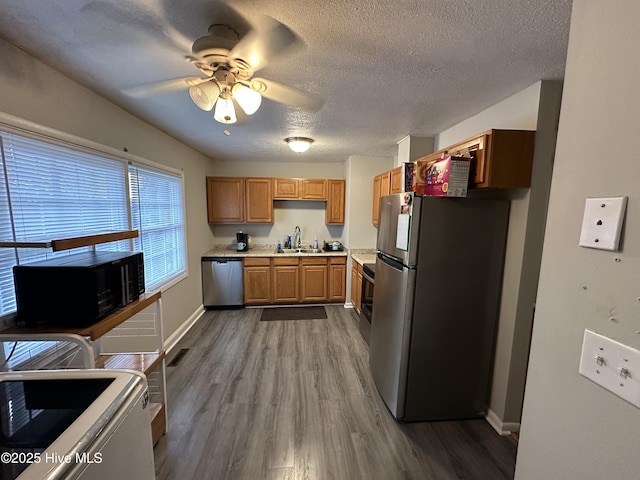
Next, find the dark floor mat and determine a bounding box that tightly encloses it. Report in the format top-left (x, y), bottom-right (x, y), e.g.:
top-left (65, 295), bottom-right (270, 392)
top-left (260, 306), bottom-right (327, 321)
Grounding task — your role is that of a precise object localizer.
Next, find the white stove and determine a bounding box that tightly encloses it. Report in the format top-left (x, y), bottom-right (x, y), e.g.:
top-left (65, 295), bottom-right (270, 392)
top-left (0, 369), bottom-right (155, 480)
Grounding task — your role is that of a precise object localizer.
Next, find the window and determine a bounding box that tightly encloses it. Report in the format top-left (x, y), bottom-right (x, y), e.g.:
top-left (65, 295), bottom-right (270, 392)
top-left (129, 164), bottom-right (186, 290)
top-left (0, 129), bottom-right (187, 319)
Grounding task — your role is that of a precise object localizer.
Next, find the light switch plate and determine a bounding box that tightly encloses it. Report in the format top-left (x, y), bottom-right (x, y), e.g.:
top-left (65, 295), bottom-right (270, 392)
top-left (579, 329), bottom-right (640, 408)
top-left (579, 196), bottom-right (627, 251)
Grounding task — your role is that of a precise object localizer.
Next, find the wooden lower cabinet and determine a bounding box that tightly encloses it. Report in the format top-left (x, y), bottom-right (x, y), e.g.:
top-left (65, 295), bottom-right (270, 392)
top-left (328, 257), bottom-right (347, 302)
top-left (351, 261), bottom-right (363, 313)
top-left (300, 257), bottom-right (328, 302)
top-left (244, 256), bottom-right (346, 305)
top-left (272, 257), bottom-right (300, 303)
top-left (243, 257), bottom-right (271, 305)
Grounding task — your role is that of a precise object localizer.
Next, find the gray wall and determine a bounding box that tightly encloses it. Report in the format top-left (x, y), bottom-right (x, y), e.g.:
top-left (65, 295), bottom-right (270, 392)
top-left (0, 39), bottom-right (217, 341)
top-left (435, 81), bottom-right (562, 432)
top-left (516, 1), bottom-right (640, 478)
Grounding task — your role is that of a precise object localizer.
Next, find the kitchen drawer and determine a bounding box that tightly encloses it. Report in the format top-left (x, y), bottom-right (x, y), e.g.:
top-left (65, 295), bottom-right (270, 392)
top-left (244, 257), bottom-right (271, 266)
top-left (301, 257), bottom-right (328, 265)
top-left (329, 256), bottom-right (347, 265)
top-left (273, 257), bottom-right (300, 266)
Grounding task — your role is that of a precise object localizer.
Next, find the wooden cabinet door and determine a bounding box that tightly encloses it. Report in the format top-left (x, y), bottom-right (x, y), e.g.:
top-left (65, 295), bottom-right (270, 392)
top-left (355, 264), bottom-right (363, 313)
top-left (325, 179), bottom-right (345, 225)
top-left (446, 134), bottom-right (487, 185)
top-left (273, 178), bottom-right (299, 199)
top-left (351, 263), bottom-right (359, 311)
top-left (482, 129), bottom-right (535, 189)
top-left (380, 171), bottom-right (391, 196)
top-left (372, 174), bottom-right (382, 226)
top-left (243, 258), bottom-right (271, 305)
top-left (245, 178), bottom-right (273, 223)
top-left (372, 171), bottom-right (390, 226)
top-left (272, 257), bottom-right (300, 303)
top-left (300, 258), bottom-right (327, 302)
top-left (390, 166), bottom-right (403, 193)
top-left (206, 177), bottom-right (245, 223)
top-left (328, 257), bottom-right (346, 302)
top-left (301, 179), bottom-right (327, 200)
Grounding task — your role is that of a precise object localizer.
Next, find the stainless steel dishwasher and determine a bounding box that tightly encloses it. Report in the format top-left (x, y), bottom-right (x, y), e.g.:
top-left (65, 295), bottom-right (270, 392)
top-left (202, 257), bottom-right (243, 307)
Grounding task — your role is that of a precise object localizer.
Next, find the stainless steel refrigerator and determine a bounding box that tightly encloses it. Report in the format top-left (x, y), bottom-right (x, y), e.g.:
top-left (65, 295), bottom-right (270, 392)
top-left (370, 193), bottom-right (509, 421)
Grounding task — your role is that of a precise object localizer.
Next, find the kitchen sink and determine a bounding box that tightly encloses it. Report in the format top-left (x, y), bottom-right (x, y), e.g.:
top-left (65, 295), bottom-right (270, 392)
top-left (275, 248), bottom-right (323, 254)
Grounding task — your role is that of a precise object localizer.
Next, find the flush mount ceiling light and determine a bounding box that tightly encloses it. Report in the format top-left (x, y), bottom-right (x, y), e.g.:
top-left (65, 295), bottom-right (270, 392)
top-left (285, 137), bottom-right (314, 153)
top-left (189, 69), bottom-right (262, 124)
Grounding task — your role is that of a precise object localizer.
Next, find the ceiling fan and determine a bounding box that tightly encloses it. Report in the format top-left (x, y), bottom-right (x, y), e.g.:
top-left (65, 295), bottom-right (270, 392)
top-left (126, 13), bottom-right (323, 124)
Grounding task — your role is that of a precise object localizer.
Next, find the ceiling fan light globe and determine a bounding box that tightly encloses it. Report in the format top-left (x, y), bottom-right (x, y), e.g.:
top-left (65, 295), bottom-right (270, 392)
top-left (214, 97), bottom-right (237, 124)
top-left (189, 82), bottom-right (221, 111)
top-left (232, 83), bottom-right (262, 115)
top-left (286, 137), bottom-right (314, 153)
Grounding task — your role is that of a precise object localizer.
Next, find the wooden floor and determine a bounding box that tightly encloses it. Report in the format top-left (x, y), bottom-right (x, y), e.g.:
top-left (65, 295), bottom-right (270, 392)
top-left (153, 306), bottom-right (517, 480)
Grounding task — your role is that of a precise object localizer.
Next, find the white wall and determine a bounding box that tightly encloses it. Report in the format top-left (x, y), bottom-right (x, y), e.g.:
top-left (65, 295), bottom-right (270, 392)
top-left (345, 155), bottom-right (394, 249)
top-left (516, 2), bottom-right (640, 478)
top-left (435, 81), bottom-right (562, 432)
top-left (0, 39), bottom-right (216, 341)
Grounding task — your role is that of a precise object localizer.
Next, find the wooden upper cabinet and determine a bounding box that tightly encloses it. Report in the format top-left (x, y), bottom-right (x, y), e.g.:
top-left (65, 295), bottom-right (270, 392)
top-left (273, 178), bottom-right (326, 200)
top-left (209, 176), bottom-right (343, 225)
top-left (417, 129), bottom-right (536, 189)
top-left (245, 178), bottom-right (273, 223)
top-left (273, 178), bottom-right (300, 199)
top-left (326, 179), bottom-right (345, 225)
top-left (372, 174), bottom-right (382, 226)
top-left (390, 166), bottom-right (403, 194)
top-left (207, 177), bottom-right (245, 223)
top-left (300, 179), bottom-right (327, 200)
top-left (380, 171), bottom-right (391, 196)
top-left (372, 171), bottom-right (391, 226)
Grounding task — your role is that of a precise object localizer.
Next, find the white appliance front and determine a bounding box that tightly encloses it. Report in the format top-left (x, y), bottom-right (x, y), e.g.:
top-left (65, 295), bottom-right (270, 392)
top-left (0, 369), bottom-right (155, 480)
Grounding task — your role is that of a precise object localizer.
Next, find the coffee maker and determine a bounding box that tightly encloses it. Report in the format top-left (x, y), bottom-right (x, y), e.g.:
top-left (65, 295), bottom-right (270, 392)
top-left (236, 231), bottom-right (249, 252)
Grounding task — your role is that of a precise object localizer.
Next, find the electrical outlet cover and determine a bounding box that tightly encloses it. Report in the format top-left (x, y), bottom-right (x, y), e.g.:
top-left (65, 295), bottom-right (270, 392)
top-left (579, 329), bottom-right (640, 408)
top-left (579, 196), bottom-right (627, 251)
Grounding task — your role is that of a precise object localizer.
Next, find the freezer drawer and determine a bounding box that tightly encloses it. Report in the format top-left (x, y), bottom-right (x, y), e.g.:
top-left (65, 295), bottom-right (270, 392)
top-left (202, 257), bottom-right (243, 307)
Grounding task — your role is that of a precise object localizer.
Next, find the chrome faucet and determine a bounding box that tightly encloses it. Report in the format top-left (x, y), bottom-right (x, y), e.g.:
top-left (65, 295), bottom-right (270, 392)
top-left (294, 226), bottom-right (301, 248)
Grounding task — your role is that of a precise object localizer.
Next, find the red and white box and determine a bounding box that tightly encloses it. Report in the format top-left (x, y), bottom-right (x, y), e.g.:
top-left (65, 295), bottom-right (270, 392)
top-left (413, 156), bottom-right (470, 197)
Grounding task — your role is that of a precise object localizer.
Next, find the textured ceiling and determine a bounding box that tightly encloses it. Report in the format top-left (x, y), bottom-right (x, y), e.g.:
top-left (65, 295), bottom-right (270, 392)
top-left (0, 0), bottom-right (572, 163)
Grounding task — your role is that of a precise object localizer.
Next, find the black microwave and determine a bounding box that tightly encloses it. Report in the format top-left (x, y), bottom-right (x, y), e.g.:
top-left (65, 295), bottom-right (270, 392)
top-left (13, 251), bottom-right (145, 328)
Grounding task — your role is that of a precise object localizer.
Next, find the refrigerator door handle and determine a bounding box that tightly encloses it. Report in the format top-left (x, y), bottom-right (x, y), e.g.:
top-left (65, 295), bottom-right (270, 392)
top-left (377, 251), bottom-right (405, 270)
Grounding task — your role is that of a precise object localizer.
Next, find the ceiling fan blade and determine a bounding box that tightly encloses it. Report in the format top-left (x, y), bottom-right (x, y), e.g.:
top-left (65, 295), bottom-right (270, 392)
top-left (122, 76), bottom-right (208, 97)
top-left (229, 14), bottom-right (302, 72)
top-left (161, 24), bottom-right (195, 55)
top-left (251, 78), bottom-right (323, 112)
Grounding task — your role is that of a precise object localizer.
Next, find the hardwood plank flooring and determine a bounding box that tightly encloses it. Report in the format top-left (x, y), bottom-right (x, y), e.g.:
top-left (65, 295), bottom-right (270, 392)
top-left (154, 306), bottom-right (517, 480)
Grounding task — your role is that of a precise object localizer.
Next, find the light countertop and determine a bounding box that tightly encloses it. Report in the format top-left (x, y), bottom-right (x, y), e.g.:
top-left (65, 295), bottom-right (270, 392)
top-left (350, 249), bottom-right (377, 266)
top-left (202, 245), bottom-right (348, 258)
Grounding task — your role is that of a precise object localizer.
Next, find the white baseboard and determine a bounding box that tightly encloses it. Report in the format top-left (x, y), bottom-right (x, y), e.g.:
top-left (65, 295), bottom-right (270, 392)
top-left (163, 305), bottom-right (205, 354)
top-left (485, 408), bottom-right (520, 436)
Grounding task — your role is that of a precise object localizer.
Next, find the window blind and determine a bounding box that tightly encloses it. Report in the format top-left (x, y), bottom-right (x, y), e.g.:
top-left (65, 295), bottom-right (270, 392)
top-left (129, 163), bottom-right (186, 290)
top-left (0, 132), bottom-right (129, 317)
top-left (0, 128), bottom-right (187, 369)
